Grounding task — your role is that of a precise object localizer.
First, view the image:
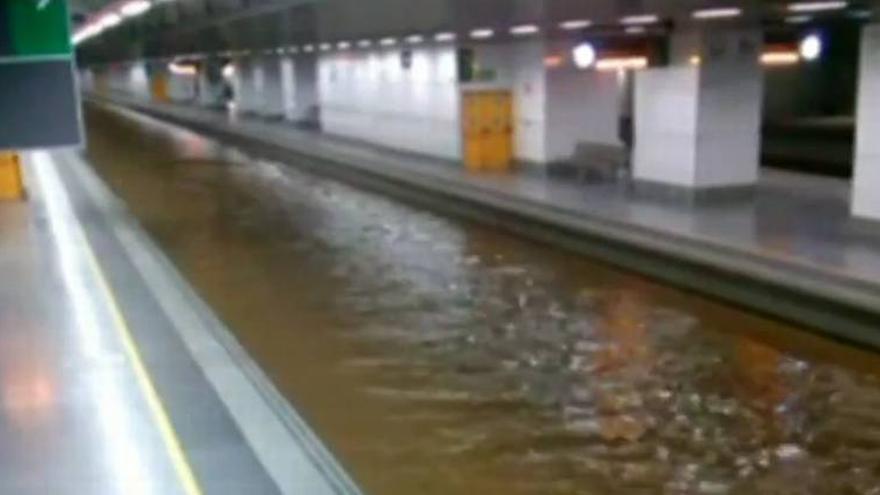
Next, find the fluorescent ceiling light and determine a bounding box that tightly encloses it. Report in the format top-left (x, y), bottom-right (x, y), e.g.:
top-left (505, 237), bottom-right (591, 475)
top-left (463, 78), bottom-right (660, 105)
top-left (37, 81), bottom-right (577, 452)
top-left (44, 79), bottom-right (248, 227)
top-left (434, 32), bottom-right (457, 42)
top-left (337, 41), bottom-right (351, 49)
top-left (559, 19), bottom-right (592, 30)
top-left (470, 28), bottom-right (494, 40)
top-left (357, 39), bottom-right (372, 48)
top-left (303, 44), bottom-right (315, 52)
top-left (692, 7), bottom-right (742, 19)
top-left (405, 34), bottom-right (425, 44)
top-left (379, 37), bottom-right (397, 46)
top-left (620, 14), bottom-right (659, 25)
top-left (119, 0), bottom-right (151, 18)
top-left (625, 26), bottom-right (646, 34)
top-left (99, 13), bottom-right (122, 29)
top-left (287, 46), bottom-right (299, 53)
top-left (788, 1), bottom-right (847, 13)
top-left (319, 43), bottom-right (332, 51)
top-left (510, 24), bottom-right (539, 36)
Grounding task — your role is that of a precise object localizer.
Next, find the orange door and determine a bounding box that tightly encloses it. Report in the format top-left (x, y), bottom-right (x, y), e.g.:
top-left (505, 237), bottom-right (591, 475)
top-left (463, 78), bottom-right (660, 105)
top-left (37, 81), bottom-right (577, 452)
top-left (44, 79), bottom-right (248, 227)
top-left (151, 74), bottom-right (170, 103)
top-left (461, 90), bottom-right (514, 172)
top-left (462, 92), bottom-right (486, 171)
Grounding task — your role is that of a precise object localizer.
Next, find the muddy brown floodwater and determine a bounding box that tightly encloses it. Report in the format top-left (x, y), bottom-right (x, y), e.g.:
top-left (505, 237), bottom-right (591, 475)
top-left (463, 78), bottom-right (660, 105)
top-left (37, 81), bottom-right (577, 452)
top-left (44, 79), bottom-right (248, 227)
top-left (83, 104), bottom-right (880, 495)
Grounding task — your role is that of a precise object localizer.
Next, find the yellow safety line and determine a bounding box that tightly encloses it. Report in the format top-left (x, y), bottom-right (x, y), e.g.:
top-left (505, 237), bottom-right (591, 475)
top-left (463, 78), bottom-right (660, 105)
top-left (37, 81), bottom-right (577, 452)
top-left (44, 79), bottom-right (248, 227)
top-left (79, 226), bottom-right (204, 495)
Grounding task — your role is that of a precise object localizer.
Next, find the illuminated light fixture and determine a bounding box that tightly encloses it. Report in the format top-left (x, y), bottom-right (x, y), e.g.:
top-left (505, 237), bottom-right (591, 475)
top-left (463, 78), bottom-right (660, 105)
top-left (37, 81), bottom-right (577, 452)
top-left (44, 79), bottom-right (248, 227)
top-left (337, 41), bottom-right (351, 50)
top-left (379, 37), bottom-right (397, 46)
top-left (288, 46), bottom-right (299, 54)
top-left (690, 55), bottom-right (702, 65)
top-left (572, 42), bottom-right (597, 69)
top-left (222, 64), bottom-right (235, 79)
top-left (692, 7), bottom-right (742, 19)
top-left (625, 26), bottom-right (647, 34)
top-left (99, 12), bottom-right (122, 29)
top-left (761, 51), bottom-right (800, 65)
top-left (799, 33), bottom-right (823, 60)
top-left (544, 55), bottom-right (564, 68)
top-left (119, 0), bottom-right (151, 18)
top-left (620, 14), bottom-right (659, 25)
top-left (788, 1), bottom-right (847, 13)
top-left (168, 61), bottom-right (197, 76)
top-left (786, 15), bottom-right (813, 23)
top-left (72, 23), bottom-right (103, 45)
top-left (470, 28), bottom-right (494, 40)
top-left (510, 24), bottom-right (540, 36)
top-left (559, 19), bottom-right (592, 30)
top-left (405, 34), bottom-right (425, 44)
top-left (303, 44), bottom-right (315, 52)
top-left (319, 43), bottom-right (332, 51)
top-left (357, 39), bottom-right (372, 48)
top-left (275, 47), bottom-right (285, 55)
top-left (595, 56), bottom-right (648, 71)
top-left (434, 32), bottom-right (457, 42)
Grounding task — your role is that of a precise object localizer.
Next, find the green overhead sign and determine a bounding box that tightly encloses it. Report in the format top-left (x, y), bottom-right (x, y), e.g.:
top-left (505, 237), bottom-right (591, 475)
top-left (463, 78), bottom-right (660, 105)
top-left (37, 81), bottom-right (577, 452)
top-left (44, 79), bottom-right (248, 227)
top-left (0, 0), bottom-right (72, 59)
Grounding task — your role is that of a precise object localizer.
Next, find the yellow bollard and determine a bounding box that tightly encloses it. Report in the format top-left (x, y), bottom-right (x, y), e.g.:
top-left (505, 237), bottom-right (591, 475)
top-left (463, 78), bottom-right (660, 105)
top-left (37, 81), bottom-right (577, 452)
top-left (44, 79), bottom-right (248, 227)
top-left (0, 152), bottom-right (25, 201)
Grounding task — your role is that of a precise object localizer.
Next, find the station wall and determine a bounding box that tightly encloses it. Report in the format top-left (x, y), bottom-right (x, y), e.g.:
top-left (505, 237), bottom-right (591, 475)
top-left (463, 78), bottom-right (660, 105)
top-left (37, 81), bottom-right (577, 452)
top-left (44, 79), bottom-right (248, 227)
top-left (318, 45), bottom-right (462, 160)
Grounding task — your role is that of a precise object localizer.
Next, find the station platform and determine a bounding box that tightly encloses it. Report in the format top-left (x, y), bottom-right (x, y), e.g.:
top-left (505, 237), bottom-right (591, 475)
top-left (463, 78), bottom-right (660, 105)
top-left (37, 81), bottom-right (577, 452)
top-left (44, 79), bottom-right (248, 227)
top-left (87, 94), bottom-right (880, 349)
top-left (0, 150), bottom-right (361, 494)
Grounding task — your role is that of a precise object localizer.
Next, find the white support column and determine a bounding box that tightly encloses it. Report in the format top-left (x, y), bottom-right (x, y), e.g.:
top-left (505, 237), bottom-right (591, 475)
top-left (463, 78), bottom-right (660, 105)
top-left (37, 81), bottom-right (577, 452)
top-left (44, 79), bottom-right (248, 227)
top-left (853, 24), bottom-right (880, 221)
top-left (280, 54), bottom-right (320, 125)
top-left (197, 59), bottom-right (226, 108)
top-left (633, 28), bottom-right (763, 194)
top-left (259, 56), bottom-right (285, 118)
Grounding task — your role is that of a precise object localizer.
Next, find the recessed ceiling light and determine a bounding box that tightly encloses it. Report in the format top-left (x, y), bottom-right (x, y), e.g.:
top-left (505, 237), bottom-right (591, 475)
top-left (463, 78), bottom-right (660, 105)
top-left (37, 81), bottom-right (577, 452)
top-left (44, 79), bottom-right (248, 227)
top-left (470, 28), bottom-right (494, 40)
top-left (405, 34), bottom-right (425, 44)
top-left (510, 24), bottom-right (540, 36)
top-left (303, 44), bottom-right (315, 52)
top-left (620, 14), bottom-right (659, 25)
top-left (337, 41), bottom-right (351, 50)
top-left (788, 1), bottom-right (847, 13)
top-left (559, 19), bottom-right (592, 30)
top-left (379, 37), bottom-right (397, 46)
top-left (692, 7), bottom-right (743, 19)
top-left (358, 39), bottom-right (372, 48)
top-left (319, 43), bottom-right (332, 51)
top-left (434, 32), bottom-right (457, 42)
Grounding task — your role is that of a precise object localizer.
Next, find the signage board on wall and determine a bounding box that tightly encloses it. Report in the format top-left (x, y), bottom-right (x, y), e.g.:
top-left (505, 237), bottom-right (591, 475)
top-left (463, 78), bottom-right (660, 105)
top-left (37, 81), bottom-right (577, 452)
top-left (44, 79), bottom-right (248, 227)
top-left (0, 0), bottom-right (82, 149)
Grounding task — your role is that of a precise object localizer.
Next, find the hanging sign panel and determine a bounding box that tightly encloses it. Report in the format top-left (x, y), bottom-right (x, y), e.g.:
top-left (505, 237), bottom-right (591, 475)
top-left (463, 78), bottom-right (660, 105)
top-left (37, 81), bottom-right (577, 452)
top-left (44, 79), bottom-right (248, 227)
top-left (0, 0), bottom-right (82, 149)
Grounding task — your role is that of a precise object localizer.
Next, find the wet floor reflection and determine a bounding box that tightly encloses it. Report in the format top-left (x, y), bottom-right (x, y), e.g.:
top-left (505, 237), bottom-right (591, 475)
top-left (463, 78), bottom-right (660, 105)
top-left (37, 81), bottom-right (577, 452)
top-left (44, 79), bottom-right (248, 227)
top-left (83, 104), bottom-right (880, 495)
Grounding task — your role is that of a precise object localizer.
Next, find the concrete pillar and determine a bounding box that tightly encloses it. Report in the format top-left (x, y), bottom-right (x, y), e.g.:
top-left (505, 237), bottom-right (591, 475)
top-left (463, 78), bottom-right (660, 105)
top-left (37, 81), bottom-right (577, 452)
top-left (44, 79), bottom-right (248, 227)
top-left (633, 28), bottom-right (763, 195)
top-left (853, 24), bottom-right (880, 221)
top-left (280, 54), bottom-right (320, 125)
top-left (259, 56), bottom-right (285, 118)
top-left (234, 57), bottom-right (262, 114)
top-left (197, 59), bottom-right (226, 109)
